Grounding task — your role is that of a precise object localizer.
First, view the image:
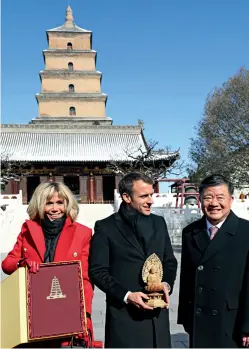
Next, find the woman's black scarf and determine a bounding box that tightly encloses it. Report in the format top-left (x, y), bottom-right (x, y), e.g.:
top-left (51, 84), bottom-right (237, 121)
top-left (119, 201), bottom-right (154, 255)
top-left (41, 215), bottom-right (66, 263)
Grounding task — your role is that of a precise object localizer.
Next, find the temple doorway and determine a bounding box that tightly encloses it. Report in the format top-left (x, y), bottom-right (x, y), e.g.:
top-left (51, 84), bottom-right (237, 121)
top-left (27, 176), bottom-right (40, 202)
top-left (103, 175), bottom-right (115, 203)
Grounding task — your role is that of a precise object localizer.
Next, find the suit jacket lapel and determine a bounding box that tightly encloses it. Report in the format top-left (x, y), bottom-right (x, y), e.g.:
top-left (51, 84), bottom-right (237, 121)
top-left (192, 216), bottom-right (210, 254)
top-left (26, 220), bottom-right (46, 261)
top-left (53, 217), bottom-right (75, 261)
top-left (115, 213), bottom-right (145, 257)
top-left (200, 211), bottom-right (238, 264)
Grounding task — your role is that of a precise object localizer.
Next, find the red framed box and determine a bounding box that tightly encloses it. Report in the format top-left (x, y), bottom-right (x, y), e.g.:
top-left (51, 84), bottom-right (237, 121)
top-left (27, 260), bottom-right (87, 341)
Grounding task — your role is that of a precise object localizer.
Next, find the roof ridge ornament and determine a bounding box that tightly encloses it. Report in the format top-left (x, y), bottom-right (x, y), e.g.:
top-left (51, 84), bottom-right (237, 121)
top-left (65, 5), bottom-right (74, 27)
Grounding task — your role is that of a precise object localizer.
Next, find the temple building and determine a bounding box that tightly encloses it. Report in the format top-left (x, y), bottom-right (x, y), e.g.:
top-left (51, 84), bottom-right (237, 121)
top-left (1, 6), bottom-right (179, 204)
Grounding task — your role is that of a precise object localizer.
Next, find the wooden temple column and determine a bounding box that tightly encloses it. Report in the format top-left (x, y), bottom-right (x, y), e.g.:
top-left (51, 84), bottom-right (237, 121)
top-left (89, 172), bottom-right (94, 204)
top-left (154, 181), bottom-right (159, 193)
top-left (19, 176), bottom-right (28, 204)
top-left (16, 180), bottom-right (20, 194)
top-left (80, 176), bottom-right (89, 203)
top-left (10, 180), bottom-right (20, 194)
top-left (10, 180), bottom-right (16, 194)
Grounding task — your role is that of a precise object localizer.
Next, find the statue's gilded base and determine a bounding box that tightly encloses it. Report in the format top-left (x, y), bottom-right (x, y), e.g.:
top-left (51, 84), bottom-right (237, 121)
top-left (145, 292), bottom-right (168, 308)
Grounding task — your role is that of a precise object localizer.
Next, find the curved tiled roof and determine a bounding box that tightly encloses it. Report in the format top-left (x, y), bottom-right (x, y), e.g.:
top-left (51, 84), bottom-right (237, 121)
top-left (1, 127), bottom-right (178, 163)
top-left (47, 23), bottom-right (91, 33)
top-left (1, 131), bottom-right (146, 162)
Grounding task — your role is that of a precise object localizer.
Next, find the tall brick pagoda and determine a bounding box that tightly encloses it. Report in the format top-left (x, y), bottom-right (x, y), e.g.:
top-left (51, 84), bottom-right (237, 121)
top-left (1, 6), bottom-right (178, 204)
top-left (35, 6), bottom-right (111, 126)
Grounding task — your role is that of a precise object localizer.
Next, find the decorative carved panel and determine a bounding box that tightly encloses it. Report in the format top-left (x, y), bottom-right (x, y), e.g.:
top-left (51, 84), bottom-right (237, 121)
top-left (79, 176), bottom-right (89, 204)
top-left (40, 176), bottom-right (49, 183)
top-left (55, 176), bottom-right (64, 183)
top-left (94, 176), bottom-right (103, 203)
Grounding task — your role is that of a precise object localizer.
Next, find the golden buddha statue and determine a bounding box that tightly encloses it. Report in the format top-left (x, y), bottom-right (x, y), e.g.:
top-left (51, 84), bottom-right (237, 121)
top-left (142, 254), bottom-right (168, 308)
top-left (145, 265), bottom-right (164, 292)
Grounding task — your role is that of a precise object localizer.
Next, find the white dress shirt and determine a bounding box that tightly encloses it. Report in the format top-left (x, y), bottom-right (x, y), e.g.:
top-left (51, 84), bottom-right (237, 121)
top-left (123, 282), bottom-right (171, 304)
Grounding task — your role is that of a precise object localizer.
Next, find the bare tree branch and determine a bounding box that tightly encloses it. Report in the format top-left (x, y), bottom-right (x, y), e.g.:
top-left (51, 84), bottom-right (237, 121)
top-left (107, 140), bottom-right (183, 182)
top-left (188, 68), bottom-right (249, 187)
top-left (1, 151), bottom-right (32, 190)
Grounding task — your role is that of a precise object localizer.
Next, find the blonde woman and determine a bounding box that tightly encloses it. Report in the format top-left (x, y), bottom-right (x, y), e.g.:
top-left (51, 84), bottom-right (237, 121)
top-left (2, 182), bottom-right (94, 348)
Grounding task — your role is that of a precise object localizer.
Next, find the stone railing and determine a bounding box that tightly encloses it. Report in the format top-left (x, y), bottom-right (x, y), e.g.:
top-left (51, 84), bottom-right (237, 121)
top-left (151, 207), bottom-right (202, 246)
top-left (0, 190), bottom-right (23, 210)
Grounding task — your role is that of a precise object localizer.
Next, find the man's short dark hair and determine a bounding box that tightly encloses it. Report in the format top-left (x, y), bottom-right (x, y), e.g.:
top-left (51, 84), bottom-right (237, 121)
top-left (118, 172), bottom-right (154, 197)
top-left (199, 174), bottom-right (234, 196)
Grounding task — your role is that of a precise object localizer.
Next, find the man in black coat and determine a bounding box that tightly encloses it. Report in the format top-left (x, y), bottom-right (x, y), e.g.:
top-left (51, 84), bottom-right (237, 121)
top-left (177, 174), bottom-right (249, 348)
top-left (89, 172), bottom-right (177, 348)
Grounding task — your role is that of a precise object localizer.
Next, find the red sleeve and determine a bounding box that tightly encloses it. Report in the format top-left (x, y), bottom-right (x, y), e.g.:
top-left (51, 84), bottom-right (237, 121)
top-left (81, 227), bottom-right (94, 315)
top-left (1, 223), bottom-right (26, 275)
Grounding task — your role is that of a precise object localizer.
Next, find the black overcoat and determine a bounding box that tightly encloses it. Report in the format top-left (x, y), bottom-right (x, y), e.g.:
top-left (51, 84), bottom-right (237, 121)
top-left (89, 212), bottom-right (177, 348)
top-left (177, 211), bottom-right (249, 348)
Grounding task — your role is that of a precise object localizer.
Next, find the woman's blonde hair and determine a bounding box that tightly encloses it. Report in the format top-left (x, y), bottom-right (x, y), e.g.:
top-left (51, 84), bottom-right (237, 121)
top-left (27, 182), bottom-right (79, 222)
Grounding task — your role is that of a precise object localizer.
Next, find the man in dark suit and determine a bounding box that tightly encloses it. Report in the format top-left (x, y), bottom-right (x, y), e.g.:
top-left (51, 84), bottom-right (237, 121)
top-left (178, 174), bottom-right (249, 348)
top-left (89, 172), bottom-right (177, 348)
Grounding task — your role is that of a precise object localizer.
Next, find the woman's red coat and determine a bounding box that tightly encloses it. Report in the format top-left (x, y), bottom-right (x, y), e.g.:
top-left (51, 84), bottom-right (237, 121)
top-left (2, 217), bottom-right (93, 315)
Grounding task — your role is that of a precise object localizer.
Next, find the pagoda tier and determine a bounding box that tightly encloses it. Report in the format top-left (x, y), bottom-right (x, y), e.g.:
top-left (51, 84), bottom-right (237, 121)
top-left (43, 50), bottom-right (97, 71)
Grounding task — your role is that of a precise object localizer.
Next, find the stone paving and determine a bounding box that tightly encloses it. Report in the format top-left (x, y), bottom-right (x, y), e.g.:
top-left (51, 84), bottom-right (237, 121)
top-left (91, 250), bottom-right (189, 348)
top-left (1, 250), bottom-right (188, 348)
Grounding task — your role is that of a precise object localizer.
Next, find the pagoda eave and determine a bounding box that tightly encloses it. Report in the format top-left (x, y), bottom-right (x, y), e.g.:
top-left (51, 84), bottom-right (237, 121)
top-left (44, 49), bottom-right (96, 54)
top-left (39, 70), bottom-right (102, 78)
top-left (1, 124), bottom-right (141, 132)
top-left (30, 116), bottom-right (113, 126)
top-left (43, 50), bottom-right (96, 62)
top-left (46, 24), bottom-right (92, 34)
top-left (35, 93), bottom-right (108, 102)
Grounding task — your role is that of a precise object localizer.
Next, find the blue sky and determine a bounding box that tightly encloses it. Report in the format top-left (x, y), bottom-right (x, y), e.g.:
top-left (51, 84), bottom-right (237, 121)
top-left (2, 0), bottom-right (249, 175)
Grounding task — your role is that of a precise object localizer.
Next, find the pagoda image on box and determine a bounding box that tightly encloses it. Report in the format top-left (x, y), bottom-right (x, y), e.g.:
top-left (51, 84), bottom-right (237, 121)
top-left (46, 276), bottom-right (66, 300)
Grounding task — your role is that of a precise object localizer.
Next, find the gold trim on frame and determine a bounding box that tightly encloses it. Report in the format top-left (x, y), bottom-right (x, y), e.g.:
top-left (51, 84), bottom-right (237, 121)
top-left (26, 260), bottom-right (87, 341)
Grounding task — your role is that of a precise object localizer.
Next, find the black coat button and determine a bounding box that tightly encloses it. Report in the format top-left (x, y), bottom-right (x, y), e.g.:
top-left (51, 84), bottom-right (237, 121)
top-left (211, 288), bottom-right (216, 292)
top-left (196, 308), bottom-right (202, 315)
top-left (212, 309), bottom-right (218, 315)
top-left (198, 265), bottom-right (204, 271)
top-left (213, 266), bottom-right (220, 272)
top-left (198, 287), bottom-right (203, 292)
